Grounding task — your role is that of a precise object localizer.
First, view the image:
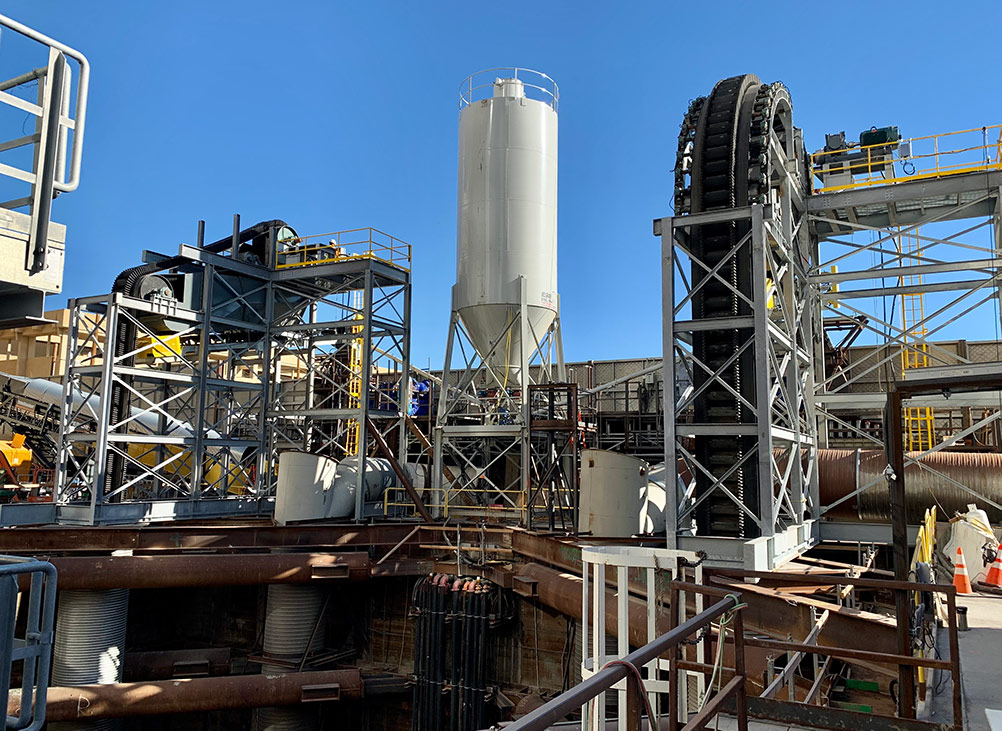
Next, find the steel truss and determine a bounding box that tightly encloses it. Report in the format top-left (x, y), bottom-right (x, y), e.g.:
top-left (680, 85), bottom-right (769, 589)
top-left (432, 278), bottom-right (566, 525)
top-left (810, 170), bottom-right (1002, 518)
top-left (657, 202), bottom-right (819, 568)
top-left (45, 237), bottom-right (409, 526)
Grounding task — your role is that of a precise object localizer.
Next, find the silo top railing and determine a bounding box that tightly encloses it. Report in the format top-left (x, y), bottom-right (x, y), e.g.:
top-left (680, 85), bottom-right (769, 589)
top-left (458, 67), bottom-right (558, 111)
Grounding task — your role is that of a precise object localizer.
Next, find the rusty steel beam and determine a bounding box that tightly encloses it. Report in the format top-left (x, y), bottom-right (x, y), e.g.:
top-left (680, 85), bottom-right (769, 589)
top-left (44, 552), bottom-right (373, 590)
top-left (0, 522), bottom-right (419, 553)
top-left (365, 419), bottom-right (434, 523)
top-left (710, 576), bottom-right (898, 656)
top-left (10, 670), bottom-right (362, 721)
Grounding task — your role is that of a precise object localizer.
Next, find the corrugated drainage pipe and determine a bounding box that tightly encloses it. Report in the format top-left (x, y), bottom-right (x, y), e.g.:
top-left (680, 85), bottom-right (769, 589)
top-left (254, 584), bottom-right (327, 731)
top-left (50, 589), bottom-right (129, 731)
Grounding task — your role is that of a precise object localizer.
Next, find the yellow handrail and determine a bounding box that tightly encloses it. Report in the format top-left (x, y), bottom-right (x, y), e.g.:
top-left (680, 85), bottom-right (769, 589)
top-left (812, 125), bottom-right (1002, 193)
top-left (275, 227), bottom-right (412, 271)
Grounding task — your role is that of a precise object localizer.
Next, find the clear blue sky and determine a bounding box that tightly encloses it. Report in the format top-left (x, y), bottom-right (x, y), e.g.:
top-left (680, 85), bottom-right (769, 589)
top-left (5, 1), bottom-right (1001, 367)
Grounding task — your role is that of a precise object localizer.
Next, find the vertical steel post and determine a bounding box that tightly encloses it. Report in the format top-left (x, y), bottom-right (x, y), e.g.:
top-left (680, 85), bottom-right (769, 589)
top-left (519, 277), bottom-right (531, 526)
top-left (355, 269), bottom-right (375, 521)
top-left (885, 388), bottom-right (915, 718)
top-left (751, 205), bottom-right (774, 538)
top-left (660, 217), bottom-right (679, 549)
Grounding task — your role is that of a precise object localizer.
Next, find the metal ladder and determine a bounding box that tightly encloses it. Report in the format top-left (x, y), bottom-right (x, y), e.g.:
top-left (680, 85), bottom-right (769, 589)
top-left (899, 230), bottom-right (936, 451)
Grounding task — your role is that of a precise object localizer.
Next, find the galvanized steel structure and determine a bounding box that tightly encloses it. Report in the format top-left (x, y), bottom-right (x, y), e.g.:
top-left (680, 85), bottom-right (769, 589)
top-left (5, 224), bottom-right (413, 525)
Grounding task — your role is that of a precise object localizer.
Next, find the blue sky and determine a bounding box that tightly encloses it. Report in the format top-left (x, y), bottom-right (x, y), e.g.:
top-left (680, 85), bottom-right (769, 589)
top-left (4, 1), bottom-right (1001, 367)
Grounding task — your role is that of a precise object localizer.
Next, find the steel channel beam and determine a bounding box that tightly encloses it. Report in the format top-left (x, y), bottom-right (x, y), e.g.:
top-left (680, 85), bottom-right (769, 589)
top-left (42, 552), bottom-right (373, 589)
top-left (10, 669), bottom-right (363, 721)
top-left (741, 697), bottom-right (952, 731)
top-left (0, 522), bottom-right (418, 552)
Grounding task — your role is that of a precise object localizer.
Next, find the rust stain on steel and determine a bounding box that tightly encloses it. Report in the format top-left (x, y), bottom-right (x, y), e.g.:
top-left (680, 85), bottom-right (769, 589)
top-left (0, 522), bottom-right (418, 553)
top-left (45, 552), bottom-right (372, 589)
top-left (10, 670), bottom-right (363, 721)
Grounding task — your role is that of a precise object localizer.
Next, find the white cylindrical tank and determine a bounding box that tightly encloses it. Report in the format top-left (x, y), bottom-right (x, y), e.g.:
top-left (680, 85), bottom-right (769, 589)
top-left (578, 450), bottom-right (649, 537)
top-left (455, 68), bottom-right (558, 375)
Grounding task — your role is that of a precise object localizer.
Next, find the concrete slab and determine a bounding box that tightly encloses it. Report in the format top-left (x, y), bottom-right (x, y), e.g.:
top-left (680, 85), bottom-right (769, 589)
top-left (927, 593), bottom-right (1002, 731)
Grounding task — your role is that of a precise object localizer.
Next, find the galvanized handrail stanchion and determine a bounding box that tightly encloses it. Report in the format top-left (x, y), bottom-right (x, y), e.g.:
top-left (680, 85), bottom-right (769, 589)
top-left (0, 555), bottom-right (57, 731)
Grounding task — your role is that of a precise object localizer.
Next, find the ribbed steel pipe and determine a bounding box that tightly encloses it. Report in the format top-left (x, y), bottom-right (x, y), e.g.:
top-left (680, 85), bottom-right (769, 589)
top-left (818, 448), bottom-right (1002, 523)
top-left (50, 589), bottom-right (129, 731)
top-left (254, 584), bottom-right (327, 731)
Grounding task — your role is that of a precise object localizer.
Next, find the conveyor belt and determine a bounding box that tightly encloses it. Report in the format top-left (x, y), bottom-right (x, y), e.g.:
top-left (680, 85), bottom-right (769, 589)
top-left (673, 74), bottom-right (801, 538)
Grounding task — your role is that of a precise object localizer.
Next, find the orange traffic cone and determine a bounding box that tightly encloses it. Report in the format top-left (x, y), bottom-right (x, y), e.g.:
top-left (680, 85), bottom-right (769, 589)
top-left (953, 546), bottom-right (974, 594)
top-left (984, 548), bottom-right (1002, 588)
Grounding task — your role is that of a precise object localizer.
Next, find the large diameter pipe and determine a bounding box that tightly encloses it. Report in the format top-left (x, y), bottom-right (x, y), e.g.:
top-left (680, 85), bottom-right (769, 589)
top-left (516, 563), bottom-right (664, 648)
top-left (44, 552), bottom-right (371, 590)
top-left (9, 670), bottom-right (362, 721)
top-left (817, 448), bottom-right (1002, 523)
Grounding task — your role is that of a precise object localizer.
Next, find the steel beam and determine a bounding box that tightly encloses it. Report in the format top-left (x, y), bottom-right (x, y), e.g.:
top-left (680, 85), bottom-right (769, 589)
top-left (43, 552), bottom-right (372, 589)
top-left (10, 670), bottom-right (363, 721)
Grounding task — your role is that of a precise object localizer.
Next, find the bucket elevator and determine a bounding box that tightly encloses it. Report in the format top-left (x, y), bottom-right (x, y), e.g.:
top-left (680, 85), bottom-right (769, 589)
top-left (657, 73), bottom-right (1002, 567)
top-left (656, 74), bottom-right (819, 568)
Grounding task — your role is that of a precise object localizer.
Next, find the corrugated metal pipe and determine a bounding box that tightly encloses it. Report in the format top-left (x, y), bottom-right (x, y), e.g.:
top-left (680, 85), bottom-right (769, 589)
top-left (253, 584), bottom-right (327, 731)
top-left (817, 448), bottom-right (1002, 523)
top-left (50, 589), bottom-right (129, 731)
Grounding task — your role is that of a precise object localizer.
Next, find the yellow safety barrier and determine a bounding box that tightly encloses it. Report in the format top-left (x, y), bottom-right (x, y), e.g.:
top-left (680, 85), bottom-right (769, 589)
top-left (910, 506), bottom-right (937, 685)
top-left (275, 227), bottom-right (411, 271)
top-left (812, 125), bottom-right (1002, 193)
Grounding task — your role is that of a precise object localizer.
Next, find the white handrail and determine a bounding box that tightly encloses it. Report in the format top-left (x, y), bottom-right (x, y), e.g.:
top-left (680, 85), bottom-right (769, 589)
top-left (0, 12), bottom-right (89, 192)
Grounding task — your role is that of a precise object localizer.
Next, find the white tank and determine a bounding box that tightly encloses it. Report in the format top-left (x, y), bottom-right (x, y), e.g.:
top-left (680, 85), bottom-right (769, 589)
top-left (455, 68), bottom-right (558, 375)
top-left (578, 450), bottom-right (649, 537)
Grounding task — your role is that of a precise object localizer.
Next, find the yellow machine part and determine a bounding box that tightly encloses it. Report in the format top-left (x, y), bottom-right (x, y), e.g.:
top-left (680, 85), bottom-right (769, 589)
top-left (0, 434), bottom-right (32, 468)
top-left (135, 334), bottom-right (183, 360)
top-left (126, 443), bottom-right (251, 495)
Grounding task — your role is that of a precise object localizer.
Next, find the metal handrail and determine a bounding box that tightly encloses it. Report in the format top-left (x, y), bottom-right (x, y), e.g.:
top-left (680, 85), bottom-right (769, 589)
top-left (812, 124), bottom-right (1002, 193)
top-left (0, 13), bottom-right (89, 193)
top-left (459, 67), bottom-right (558, 110)
top-left (501, 591), bottom-right (743, 731)
top-left (275, 227), bottom-right (412, 271)
top-left (0, 555), bottom-right (57, 731)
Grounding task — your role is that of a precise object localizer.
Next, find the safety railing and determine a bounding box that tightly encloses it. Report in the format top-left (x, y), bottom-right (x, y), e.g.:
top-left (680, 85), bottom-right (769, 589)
top-left (274, 227), bottom-right (411, 271)
top-left (812, 124), bottom-right (1002, 193)
top-left (459, 67), bottom-right (558, 110)
top-left (0, 555), bottom-right (57, 731)
top-left (383, 484), bottom-right (524, 520)
top-left (705, 567), bottom-right (962, 731)
top-left (504, 584), bottom-right (746, 731)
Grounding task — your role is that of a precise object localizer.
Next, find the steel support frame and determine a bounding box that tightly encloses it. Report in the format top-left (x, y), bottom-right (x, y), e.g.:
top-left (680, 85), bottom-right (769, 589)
top-left (658, 202), bottom-right (818, 569)
top-left (266, 262), bottom-right (411, 521)
top-left (809, 173), bottom-right (1002, 518)
top-left (49, 246), bottom-right (411, 525)
top-left (432, 278), bottom-right (566, 526)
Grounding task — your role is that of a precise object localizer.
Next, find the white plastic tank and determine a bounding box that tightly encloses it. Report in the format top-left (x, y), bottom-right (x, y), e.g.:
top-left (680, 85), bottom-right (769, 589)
top-left (455, 68), bottom-right (558, 376)
top-left (578, 450), bottom-right (649, 537)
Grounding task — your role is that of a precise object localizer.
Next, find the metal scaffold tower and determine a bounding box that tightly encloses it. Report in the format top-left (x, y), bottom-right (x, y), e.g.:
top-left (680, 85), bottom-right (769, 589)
top-left (432, 287), bottom-right (570, 526)
top-left (809, 124), bottom-right (1002, 540)
top-left (658, 75), bottom-right (819, 569)
top-left (2, 223), bottom-right (412, 526)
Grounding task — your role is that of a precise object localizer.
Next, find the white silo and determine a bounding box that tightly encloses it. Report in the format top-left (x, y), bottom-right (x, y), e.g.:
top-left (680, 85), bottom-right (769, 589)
top-left (455, 68), bottom-right (559, 376)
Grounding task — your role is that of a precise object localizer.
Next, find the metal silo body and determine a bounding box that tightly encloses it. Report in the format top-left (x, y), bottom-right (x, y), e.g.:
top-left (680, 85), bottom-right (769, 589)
top-left (455, 72), bottom-right (558, 374)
